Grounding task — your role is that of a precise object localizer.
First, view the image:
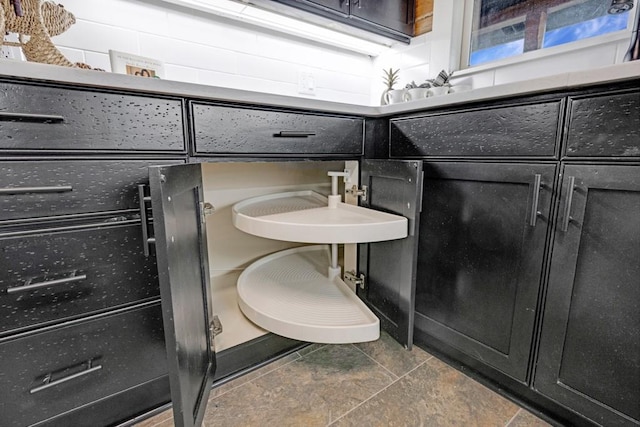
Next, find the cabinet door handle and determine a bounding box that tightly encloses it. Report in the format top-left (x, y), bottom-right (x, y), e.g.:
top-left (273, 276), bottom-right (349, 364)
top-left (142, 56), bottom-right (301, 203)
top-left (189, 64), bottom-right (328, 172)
top-left (0, 112), bottom-right (65, 123)
top-left (138, 184), bottom-right (155, 257)
top-left (7, 271), bottom-right (87, 294)
top-left (273, 131), bottom-right (316, 138)
top-left (0, 185), bottom-right (73, 195)
top-left (30, 359), bottom-right (102, 394)
top-left (561, 176), bottom-right (576, 232)
top-left (529, 174), bottom-right (542, 227)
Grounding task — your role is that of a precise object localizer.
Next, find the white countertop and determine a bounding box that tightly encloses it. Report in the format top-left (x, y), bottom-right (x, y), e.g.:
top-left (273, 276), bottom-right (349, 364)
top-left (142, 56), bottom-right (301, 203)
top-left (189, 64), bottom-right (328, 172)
top-left (1, 60), bottom-right (638, 117)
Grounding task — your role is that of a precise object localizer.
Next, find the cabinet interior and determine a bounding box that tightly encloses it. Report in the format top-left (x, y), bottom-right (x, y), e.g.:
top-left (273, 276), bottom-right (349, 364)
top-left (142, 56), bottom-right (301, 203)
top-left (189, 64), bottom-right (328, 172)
top-left (200, 160), bottom-right (359, 352)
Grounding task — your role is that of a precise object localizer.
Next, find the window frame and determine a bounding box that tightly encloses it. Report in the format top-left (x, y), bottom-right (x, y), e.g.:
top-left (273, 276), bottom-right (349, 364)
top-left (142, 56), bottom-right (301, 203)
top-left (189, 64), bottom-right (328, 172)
top-left (459, 0), bottom-right (636, 71)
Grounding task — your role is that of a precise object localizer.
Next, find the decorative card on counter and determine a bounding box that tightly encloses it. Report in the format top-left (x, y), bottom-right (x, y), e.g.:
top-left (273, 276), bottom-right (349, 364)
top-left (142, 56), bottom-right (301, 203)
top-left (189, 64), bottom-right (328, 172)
top-left (109, 50), bottom-right (165, 79)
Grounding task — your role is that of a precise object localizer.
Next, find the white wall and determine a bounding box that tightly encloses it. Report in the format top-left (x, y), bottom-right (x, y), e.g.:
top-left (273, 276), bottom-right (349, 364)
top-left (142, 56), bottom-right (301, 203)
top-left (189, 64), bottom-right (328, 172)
top-left (371, 0), bottom-right (635, 104)
top-left (46, 0), bottom-right (376, 105)
top-left (5, 0), bottom-right (635, 106)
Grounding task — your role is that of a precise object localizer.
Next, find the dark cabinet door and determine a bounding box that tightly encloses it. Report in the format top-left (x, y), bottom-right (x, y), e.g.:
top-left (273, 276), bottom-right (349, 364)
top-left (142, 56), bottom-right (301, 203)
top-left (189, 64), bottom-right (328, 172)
top-left (149, 163), bottom-right (216, 427)
top-left (414, 162), bottom-right (555, 382)
top-left (535, 165), bottom-right (640, 427)
top-left (350, 0), bottom-right (414, 35)
top-left (307, 0), bottom-right (349, 13)
top-left (357, 159), bottom-right (423, 348)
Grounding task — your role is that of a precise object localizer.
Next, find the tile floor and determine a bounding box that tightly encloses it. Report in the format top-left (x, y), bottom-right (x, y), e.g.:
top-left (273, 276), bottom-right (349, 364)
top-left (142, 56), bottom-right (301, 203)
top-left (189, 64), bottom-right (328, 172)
top-left (137, 333), bottom-right (551, 427)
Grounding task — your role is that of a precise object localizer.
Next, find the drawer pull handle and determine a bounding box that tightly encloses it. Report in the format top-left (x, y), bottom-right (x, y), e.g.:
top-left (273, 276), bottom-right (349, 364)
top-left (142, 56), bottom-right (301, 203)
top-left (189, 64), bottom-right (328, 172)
top-left (0, 185), bottom-right (73, 195)
top-left (7, 271), bottom-right (87, 294)
top-left (528, 174), bottom-right (543, 227)
top-left (561, 176), bottom-right (576, 232)
top-left (30, 359), bottom-right (102, 394)
top-left (138, 185), bottom-right (155, 257)
top-left (0, 112), bottom-right (65, 123)
top-left (274, 131), bottom-right (316, 138)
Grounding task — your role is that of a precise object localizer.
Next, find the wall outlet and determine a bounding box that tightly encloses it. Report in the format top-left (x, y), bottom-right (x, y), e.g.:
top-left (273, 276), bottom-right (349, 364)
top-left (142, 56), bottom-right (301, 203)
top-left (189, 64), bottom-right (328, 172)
top-left (298, 72), bottom-right (316, 95)
top-left (1, 46), bottom-right (22, 60)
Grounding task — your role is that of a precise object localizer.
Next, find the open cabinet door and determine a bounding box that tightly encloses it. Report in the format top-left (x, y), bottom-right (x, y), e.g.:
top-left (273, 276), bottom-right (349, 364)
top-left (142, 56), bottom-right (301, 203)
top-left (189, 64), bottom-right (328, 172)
top-left (149, 163), bottom-right (216, 427)
top-left (357, 160), bottom-right (423, 349)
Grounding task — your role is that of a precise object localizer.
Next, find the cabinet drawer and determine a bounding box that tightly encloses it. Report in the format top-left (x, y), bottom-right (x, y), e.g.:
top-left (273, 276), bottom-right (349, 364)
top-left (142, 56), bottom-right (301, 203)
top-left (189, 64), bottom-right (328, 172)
top-left (390, 101), bottom-right (562, 157)
top-left (0, 222), bottom-right (159, 336)
top-left (0, 83), bottom-right (185, 152)
top-left (0, 303), bottom-right (167, 427)
top-left (192, 103), bottom-right (363, 155)
top-left (565, 89), bottom-right (640, 157)
top-left (0, 159), bottom-right (183, 222)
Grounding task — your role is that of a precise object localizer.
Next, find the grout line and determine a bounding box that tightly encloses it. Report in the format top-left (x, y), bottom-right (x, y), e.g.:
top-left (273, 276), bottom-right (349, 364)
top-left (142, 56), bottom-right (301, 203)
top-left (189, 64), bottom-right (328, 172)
top-left (296, 343), bottom-right (328, 358)
top-left (350, 343), bottom-right (399, 379)
top-left (504, 408), bottom-right (522, 427)
top-left (328, 354), bottom-right (434, 425)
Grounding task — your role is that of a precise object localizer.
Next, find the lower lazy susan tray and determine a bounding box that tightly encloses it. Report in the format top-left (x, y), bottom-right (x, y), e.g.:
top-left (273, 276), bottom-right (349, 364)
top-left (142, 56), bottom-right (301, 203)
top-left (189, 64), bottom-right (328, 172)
top-left (237, 245), bottom-right (380, 344)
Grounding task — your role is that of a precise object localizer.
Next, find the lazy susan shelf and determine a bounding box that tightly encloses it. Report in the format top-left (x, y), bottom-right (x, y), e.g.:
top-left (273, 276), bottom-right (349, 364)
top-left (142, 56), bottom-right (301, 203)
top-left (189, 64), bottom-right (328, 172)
top-left (237, 245), bottom-right (379, 344)
top-left (232, 190), bottom-right (407, 243)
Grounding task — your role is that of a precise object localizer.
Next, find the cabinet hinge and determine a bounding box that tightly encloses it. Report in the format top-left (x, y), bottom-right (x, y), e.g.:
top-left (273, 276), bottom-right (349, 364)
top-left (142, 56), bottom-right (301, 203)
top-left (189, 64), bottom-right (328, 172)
top-left (345, 271), bottom-right (365, 290)
top-left (209, 315), bottom-right (223, 353)
top-left (346, 185), bottom-right (368, 202)
top-left (200, 202), bottom-right (215, 224)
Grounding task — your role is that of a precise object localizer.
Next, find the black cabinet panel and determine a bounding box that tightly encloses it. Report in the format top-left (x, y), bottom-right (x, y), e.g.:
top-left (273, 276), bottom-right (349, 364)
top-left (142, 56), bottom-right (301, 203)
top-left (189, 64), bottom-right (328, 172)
top-left (0, 303), bottom-right (167, 427)
top-left (351, 0), bottom-right (414, 35)
top-left (565, 90), bottom-right (640, 157)
top-left (192, 103), bottom-right (363, 155)
top-left (390, 101), bottom-right (562, 158)
top-left (358, 160), bottom-right (422, 348)
top-left (535, 164), bottom-right (640, 426)
top-left (0, 160), bottom-right (183, 221)
top-left (0, 83), bottom-right (185, 152)
top-left (414, 162), bottom-right (555, 381)
top-left (0, 222), bottom-right (159, 336)
top-left (149, 164), bottom-right (215, 427)
top-left (306, 0), bottom-right (349, 13)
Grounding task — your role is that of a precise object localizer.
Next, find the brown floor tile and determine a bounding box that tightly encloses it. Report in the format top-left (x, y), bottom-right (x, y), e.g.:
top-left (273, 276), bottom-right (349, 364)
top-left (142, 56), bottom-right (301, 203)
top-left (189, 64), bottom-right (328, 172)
top-left (134, 409), bottom-right (173, 427)
top-left (507, 409), bottom-right (552, 427)
top-left (210, 351), bottom-right (300, 398)
top-left (354, 331), bottom-right (432, 377)
top-left (201, 344), bottom-right (396, 426)
top-left (330, 356), bottom-right (520, 427)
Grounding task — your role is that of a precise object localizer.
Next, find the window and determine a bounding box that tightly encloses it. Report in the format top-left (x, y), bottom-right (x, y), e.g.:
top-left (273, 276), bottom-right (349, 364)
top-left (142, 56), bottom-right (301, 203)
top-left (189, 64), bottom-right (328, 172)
top-left (466, 0), bottom-right (634, 67)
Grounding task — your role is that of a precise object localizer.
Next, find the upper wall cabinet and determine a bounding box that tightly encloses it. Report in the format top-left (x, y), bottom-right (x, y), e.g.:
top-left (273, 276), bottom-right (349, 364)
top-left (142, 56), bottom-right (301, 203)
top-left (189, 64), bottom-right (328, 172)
top-left (269, 0), bottom-right (415, 40)
top-left (0, 83), bottom-right (186, 154)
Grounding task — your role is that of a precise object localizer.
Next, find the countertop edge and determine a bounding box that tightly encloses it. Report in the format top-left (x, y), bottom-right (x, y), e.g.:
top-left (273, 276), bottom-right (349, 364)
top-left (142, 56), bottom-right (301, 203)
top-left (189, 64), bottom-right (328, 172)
top-left (1, 60), bottom-right (639, 117)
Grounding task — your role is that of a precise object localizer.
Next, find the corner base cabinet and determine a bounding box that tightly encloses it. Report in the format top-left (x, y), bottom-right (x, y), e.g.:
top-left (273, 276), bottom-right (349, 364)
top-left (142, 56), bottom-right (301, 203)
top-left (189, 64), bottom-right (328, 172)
top-left (148, 160), bottom-right (423, 426)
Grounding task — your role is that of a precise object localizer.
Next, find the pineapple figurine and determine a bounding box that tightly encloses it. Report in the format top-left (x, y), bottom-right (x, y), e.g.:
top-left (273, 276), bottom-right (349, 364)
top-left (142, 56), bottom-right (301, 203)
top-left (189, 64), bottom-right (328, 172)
top-left (381, 68), bottom-right (400, 105)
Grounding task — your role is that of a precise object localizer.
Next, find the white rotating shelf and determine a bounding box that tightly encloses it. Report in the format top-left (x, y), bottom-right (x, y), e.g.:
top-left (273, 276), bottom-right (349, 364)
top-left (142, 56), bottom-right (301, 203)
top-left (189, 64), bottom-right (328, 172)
top-left (232, 190), bottom-right (407, 243)
top-left (237, 245), bottom-right (379, 344)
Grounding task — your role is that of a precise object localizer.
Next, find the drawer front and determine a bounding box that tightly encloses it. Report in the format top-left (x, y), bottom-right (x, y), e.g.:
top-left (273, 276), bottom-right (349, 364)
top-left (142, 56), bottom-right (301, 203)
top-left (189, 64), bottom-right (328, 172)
top-left (565, 89), bottom-right (640, 157)
top-left (0, 222), bottom-right (159, 336)
top-left (390, 101), bottom-right (562, 157)
top-left (0, 83), bottom-right (185, 152)
top-left (0, 303), bottom-right (167, 427)
top-left (192, 103), bottom-right (363, 155)
top-left (0, 159), bottom-right (183, 222)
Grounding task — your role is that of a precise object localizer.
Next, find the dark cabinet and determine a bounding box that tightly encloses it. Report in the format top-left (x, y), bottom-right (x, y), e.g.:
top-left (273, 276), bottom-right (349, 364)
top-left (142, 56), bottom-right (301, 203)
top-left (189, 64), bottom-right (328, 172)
top-left (535, 164), bottom-right (640, 426)
top-left (414, 161), bottom-right (556, 381)
top-left (271, 0), bottom-right (414, 39)
top-left (191, 102), bottom-right (363, 156)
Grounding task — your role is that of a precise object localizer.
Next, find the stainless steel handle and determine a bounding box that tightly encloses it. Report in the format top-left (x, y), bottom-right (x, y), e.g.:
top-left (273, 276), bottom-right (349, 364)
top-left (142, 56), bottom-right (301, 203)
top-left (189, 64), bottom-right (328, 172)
top-left (273, 131), bottom-right (316, 138)
top-left (30, 359), bottom-right (102, 394)
top-left (0, 112), bottom-right (65, 123)
top-left (7, 271), bottom-right (87, 294)
top-left (0, 185), bottom-right (72, 195)
top-left (561, 176), bottom-right (576, 232)
top-left (529, 174), bottom-right (542, 227)
top-left (138, 185), bottom-right (155, 257)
